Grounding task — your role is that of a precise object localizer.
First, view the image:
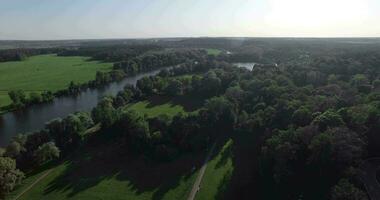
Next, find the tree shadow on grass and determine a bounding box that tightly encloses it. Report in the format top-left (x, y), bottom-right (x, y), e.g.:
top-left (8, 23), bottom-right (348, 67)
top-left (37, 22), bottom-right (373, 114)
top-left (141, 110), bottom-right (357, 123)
top-left (145, 94), bottom-right (206, 113)
top-left (221, 131), bottom-right (263, 200)
top-left (43, 137), bottom-right (207, 200)
top-left (215, 169), bottom-right (233, 200)
top-left (215, 140), bottom-right (233, 170)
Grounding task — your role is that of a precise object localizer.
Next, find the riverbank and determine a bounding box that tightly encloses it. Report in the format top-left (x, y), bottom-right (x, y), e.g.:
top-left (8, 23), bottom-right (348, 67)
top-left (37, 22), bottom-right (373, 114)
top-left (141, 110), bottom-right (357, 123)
top-left (0, 54), bottom-right (113, 113)
top-left (0, 69), bottom-right (164, 146)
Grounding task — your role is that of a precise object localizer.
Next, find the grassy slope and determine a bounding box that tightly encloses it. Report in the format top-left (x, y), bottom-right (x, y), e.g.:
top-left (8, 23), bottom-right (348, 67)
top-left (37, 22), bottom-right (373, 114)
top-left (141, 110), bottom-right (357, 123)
top-left (0, 54), bottom-right (112, 106)
top-left (196, 139), bottom-right (234, 200)
top-left (7, 95), bottom-right (206, 200)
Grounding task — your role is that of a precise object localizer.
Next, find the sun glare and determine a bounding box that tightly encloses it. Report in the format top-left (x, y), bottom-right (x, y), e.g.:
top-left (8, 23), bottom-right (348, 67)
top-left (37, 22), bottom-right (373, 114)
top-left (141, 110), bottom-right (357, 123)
top-left (266, 0), bottom-right (369, 31)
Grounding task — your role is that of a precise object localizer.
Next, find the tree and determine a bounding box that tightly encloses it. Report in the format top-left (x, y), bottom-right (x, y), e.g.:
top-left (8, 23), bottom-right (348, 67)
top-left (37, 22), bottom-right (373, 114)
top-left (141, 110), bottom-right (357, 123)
top-left (34, 142), bottom-right (60, 165)
top-left (91, 97), bottom-right (118, 127)
top-left (292, 106), bottom-right (312, 127)
top-left (117, 110), bottom-right (150, 152)
top-left (201, 71), bottom-right (221, 96)
top-left (350, 74), bottom-right (369, 88)
top-left (329, 127), bottom-right (365, 167)
top-left (8, 90), bottom-right (27, 108)
top-left (5, 141), bottom-right (24, 158)
top-left (29, 92), bottom-right (42, 104)
top-left (331, 179), bottom-right (368, 200)
top-left (136, 76), bottom-right (154, 95)
top-left (202, 96), bottom-right (237, 131)
top-left (165, 79), bottom-right (183, 96)
top-left (0, 157), bottom-right (24, 198)
top-left (41, 91), bottom-right (54, 102)
top-left (4, 134), bottom-right (27, 158)
top-left (313, 110), bottom-right (344, 131)
top-left (0, 148), bottom-right (4, 157)
top-left (308, 132), bottom-right (333, 170)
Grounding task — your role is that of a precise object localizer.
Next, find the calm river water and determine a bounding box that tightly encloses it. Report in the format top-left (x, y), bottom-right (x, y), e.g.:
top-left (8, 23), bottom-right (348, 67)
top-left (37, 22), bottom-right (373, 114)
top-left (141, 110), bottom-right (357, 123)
top-left (0, 69), bottom-right (162, 146)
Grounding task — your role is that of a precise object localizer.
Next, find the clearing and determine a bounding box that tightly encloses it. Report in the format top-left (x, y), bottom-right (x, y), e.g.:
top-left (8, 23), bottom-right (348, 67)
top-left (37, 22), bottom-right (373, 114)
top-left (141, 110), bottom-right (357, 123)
top-left (205, 49), bottom-right (222, 56)
top-left (126, 94), bottom-right (204, 118)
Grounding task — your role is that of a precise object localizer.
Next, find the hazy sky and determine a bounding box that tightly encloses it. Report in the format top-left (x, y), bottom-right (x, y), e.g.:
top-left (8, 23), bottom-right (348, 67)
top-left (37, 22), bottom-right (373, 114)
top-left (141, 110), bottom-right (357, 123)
top-left (0, 0), bottom-right (379, 40)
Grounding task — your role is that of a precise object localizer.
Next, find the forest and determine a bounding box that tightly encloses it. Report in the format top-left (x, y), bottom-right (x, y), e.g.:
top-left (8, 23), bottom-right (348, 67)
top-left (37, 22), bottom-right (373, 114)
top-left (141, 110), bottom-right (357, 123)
top-left (0, 38), bottom-right (380, 199)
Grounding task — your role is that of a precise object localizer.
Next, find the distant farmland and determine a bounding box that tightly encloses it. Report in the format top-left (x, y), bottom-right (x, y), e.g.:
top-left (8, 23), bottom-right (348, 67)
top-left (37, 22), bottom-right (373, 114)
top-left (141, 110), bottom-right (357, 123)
top-left (0, 54), bottom-right (112, 107)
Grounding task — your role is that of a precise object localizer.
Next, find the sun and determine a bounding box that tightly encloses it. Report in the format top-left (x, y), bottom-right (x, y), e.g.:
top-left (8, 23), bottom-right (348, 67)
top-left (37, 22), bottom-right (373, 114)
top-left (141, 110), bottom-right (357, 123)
top-left (266, 0), bottom-right (369, 31)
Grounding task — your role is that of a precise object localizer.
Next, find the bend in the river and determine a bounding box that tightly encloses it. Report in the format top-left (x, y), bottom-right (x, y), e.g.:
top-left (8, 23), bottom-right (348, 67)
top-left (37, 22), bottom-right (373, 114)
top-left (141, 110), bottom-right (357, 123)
top-left (0, 69), bottom-right (163, 146)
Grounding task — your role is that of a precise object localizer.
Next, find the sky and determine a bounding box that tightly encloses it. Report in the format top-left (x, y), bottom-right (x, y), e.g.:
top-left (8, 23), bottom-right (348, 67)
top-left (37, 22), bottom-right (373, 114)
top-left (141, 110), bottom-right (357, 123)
top-left (0, 0), bottom-right (379, 40)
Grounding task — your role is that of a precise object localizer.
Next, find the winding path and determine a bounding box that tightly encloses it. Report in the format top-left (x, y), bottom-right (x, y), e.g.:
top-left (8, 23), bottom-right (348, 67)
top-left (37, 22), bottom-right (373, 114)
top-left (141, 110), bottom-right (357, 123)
top-left (359, 158), bottom-right (380, 200)
top-left (187, 142), bottom-right (216, 200)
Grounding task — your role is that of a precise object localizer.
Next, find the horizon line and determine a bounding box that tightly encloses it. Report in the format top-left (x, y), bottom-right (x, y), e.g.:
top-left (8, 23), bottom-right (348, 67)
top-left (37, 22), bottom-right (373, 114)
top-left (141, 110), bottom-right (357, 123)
top-left (1, 36), bottom-right (380, 42)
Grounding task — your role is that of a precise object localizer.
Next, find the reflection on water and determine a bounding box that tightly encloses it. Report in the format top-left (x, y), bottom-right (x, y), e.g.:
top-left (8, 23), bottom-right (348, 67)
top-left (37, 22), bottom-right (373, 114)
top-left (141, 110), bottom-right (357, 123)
top-left (0, 69), bottom-right (162, 146)
top-left (234, 63), bottom-right (256, 71)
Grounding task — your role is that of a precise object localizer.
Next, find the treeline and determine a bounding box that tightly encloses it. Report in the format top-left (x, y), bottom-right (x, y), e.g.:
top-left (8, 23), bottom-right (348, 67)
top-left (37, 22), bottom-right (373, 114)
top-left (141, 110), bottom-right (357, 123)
top-left (6, 49), bottom-right (207, 111)
top-left (0, 48), bottom-right (63, 62)
top-left (7, 90), bottom-right (54, 109)
top-left (57, 44), bottom-right (162, 62)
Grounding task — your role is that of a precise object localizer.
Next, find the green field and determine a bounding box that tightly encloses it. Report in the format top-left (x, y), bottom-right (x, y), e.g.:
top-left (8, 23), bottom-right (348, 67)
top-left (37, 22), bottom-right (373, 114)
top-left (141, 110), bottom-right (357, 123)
top-left (0, 54), bottom-right (112, 107)
top-left (7, 145), bottom-right (203, 200)
top-left (196, 140), bottom-right (234, 200)
top-left (9, 157), bottom-right (200, 200)
top-left (205, 49), bottom-right (222, 56)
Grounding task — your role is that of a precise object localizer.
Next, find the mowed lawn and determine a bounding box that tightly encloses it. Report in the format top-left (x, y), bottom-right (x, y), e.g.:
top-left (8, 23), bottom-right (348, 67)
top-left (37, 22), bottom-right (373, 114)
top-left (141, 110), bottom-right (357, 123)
top-left (0, 54), bottom-right (112, 106)
top-left (196, 139), bottom-right (234, 200)
top-left (11, 158), bottom-right (200, 200)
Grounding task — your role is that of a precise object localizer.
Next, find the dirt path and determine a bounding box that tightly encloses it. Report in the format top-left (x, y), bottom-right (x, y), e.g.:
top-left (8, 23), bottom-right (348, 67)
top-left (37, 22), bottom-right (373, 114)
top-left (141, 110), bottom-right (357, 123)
top-left (187, 142), bottom-right (216, 200)
top-left (12, 168), bottom-right (54, 200)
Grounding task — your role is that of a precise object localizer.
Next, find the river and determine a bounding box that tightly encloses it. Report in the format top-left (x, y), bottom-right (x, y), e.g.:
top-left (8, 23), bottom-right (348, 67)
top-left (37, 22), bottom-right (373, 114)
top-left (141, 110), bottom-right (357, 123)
top-left (0, 69), bottom-right (162, 146)
top-left (234, 63), bottom-right (257, 71)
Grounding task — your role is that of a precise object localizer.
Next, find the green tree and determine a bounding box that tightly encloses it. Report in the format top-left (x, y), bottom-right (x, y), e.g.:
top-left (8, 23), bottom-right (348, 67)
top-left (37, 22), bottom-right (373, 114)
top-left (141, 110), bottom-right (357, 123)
top-left (136, 76), bottom-right (154, 95)
top-left (201, 71), bottom-right (221, 96)
top-left (34, 142), bottom-right (60, 165)
top-left (29, 92), bottom-right (42, 104)
top-left (0, 157), bottom-right (24, 198)
top-left (292, 106), bottom-right (312, 127)
top-left (203, 96), bottom-right (237, 130)
top-left (331, 179), bottom-right (368, 200)
top-left (165, 79), bottom-right (183, 96)
top-left (91, 97), bottom-right (118, 127)
top-left (313, 110), bottom-right (344, 131)
top-left (8, 90), bottom-right (27, 108)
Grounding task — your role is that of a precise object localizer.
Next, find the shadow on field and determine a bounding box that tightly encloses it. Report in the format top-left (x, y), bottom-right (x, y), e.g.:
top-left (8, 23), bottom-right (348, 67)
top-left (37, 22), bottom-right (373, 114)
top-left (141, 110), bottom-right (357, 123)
top-left (219, 131), bottom-right (263, 200)
top-left (43, 135), bottom-right (207, 200)
top-left (145, 94), bottom-right (205, 113)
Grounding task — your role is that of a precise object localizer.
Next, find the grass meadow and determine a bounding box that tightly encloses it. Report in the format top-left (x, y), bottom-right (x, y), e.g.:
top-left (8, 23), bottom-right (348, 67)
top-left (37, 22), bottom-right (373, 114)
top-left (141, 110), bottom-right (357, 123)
top-left (0, 54), bottom-right (112, 107)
